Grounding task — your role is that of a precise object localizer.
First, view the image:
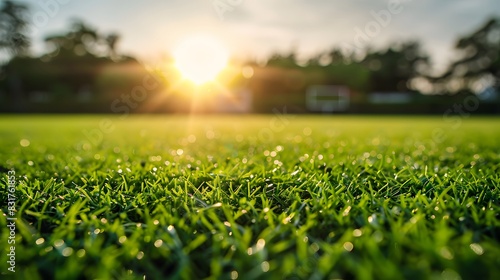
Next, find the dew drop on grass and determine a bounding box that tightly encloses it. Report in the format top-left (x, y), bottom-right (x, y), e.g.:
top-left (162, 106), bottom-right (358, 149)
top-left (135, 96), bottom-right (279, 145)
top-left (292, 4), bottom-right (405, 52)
top-left (54, 239), bottom-right (65, 248)
top-left (20, 139), bottom-right (30, 147)
top-left (154, 240), bottom-right (163, 248)
top-left (261, 261), bottom-right (270, 272)
top-left (470, 243), bottom-right (484, 255)
top-left (342, 206), bottom-right (352, 217)
top-left (77, 249), bottom-right (86, 258)
top-left (343, 242), bottom-right (354, 252)
top-left (118, 236), bottom-right (127, 244)
top-left (62, 247), bottom-right (73, 257)
top-left (256, 239), bottom-right (266, 250)
top-left (439, 247), bottom-right (454, 260)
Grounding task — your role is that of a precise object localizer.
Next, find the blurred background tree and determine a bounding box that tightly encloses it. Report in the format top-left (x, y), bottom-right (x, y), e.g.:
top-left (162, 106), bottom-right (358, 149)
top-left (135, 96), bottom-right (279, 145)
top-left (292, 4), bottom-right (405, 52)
top-left (265, 52), bottom-right (299, 69)
top-left (361, 41), bottom-right (430, 92)
top-left (0, 0), bottom-right (30, 110)
top-left (0, 0), bottom-right (497, 114)
top-left (430, 18), bottom-right (500, 95)
top-left (0, 0), bottom-right (30, 56)
top-left (0, 14), bottom-right (161, 113)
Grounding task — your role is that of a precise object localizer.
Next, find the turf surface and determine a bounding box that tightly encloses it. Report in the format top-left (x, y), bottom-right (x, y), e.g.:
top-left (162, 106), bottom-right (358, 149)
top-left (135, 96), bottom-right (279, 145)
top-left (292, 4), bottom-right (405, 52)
top-left (0, 115), bottom-right (499, 279)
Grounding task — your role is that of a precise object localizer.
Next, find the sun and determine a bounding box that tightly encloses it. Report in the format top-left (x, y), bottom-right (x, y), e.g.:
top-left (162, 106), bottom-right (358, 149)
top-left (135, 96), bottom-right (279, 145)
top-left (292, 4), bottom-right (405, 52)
top-left (173, 34), bottom-right (229, 85)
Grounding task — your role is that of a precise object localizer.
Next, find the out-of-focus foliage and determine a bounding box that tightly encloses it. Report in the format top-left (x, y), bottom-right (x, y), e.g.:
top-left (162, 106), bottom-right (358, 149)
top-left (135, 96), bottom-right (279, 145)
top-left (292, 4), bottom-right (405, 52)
top-left (361, 41), bottom-right (429, 92)
top-left (0, 1), bottom-right (498, 113)
top-left (0, 18), bottom-right (162, 113)
top-left (0, 0), bottom-right (30, 56)
top-left (430, 18), bottom-right (500, 94)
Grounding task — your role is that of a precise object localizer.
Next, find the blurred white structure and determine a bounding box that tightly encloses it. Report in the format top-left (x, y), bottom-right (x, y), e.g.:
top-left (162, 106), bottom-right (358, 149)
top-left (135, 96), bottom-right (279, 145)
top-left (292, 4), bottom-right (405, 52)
top-left (306, 85), bottom-right (350, 112)
top-left (368, 92), bottom-right (413, 104)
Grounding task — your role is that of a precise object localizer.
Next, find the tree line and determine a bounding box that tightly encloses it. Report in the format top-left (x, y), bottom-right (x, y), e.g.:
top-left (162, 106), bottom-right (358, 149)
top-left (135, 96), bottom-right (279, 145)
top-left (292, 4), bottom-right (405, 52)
top-left (0, 1), bottom-right (498, 113)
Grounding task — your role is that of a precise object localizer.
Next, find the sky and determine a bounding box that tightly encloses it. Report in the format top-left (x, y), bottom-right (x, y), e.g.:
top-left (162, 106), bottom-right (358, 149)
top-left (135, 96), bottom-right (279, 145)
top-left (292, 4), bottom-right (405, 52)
top-left (20, 0), bottom-right (500, 73)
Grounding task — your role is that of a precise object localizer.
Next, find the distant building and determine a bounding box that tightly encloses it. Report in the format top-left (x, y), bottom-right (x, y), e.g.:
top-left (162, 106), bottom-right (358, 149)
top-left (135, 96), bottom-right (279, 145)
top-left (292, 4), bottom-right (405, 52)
top-left (368, 92), bottom-right (414, 104)
top-left (306, 85), bottom-right (350, 112)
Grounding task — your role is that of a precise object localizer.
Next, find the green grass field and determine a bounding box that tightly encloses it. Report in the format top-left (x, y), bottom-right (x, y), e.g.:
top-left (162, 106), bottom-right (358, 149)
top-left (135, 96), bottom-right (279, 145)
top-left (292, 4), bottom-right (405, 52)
top-left (1, 115), bottom-right (499, 280)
